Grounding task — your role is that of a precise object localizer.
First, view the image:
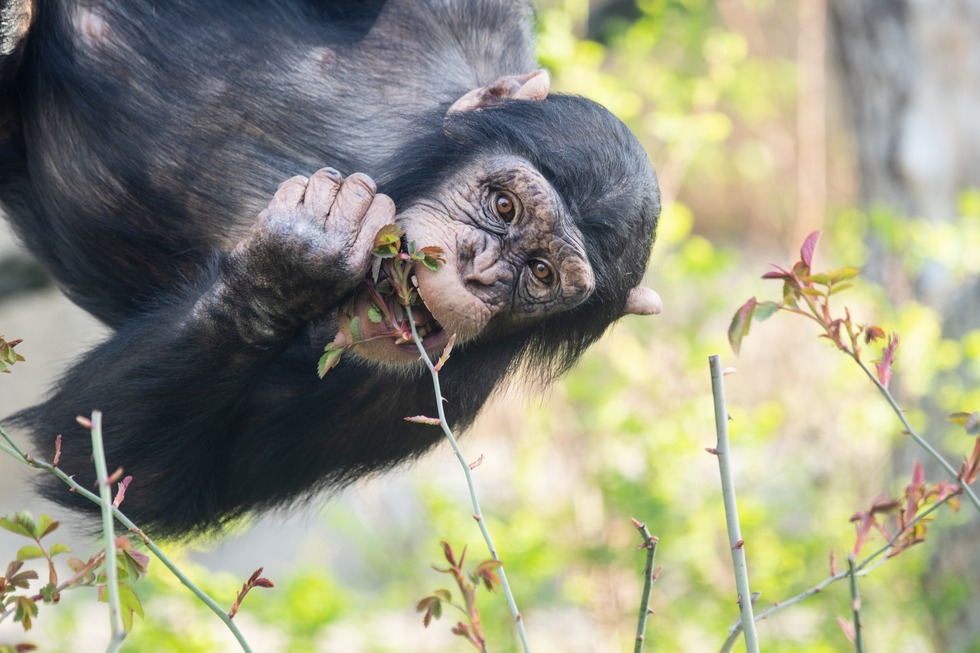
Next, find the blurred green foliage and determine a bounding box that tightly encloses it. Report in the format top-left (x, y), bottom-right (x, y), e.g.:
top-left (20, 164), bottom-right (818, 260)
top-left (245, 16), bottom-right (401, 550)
top-left (3, 1), bottom-right (979, 651)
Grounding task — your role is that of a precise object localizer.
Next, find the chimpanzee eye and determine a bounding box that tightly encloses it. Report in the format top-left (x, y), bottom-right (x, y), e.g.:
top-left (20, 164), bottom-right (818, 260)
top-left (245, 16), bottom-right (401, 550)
top-left (529, 259), bottom-right (553, 284)
top-left (492, 191), bottom-right (516, 221)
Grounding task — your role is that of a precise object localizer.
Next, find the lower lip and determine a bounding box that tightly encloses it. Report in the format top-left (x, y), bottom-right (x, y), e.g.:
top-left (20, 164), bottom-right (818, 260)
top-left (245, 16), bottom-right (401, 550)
top-left (397, 331), bottom-right (447, 354)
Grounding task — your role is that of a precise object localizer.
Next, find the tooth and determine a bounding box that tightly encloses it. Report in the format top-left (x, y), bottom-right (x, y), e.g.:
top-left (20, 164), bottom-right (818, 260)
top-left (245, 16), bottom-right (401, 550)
top-left (411, 275), bottom-right (419, 288)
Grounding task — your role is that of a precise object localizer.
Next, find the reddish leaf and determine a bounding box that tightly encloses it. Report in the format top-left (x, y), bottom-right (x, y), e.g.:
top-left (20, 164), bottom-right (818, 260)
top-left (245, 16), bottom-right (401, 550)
top-left (728, 298), bottom-right (758, 355)
top-left (874, 334), bottom-right (900, 389)
top-left (864, 326), bottom-right (886, 344)
top-left (800, 231), bottom-right (820, 269)
top-left (473, 560), bottom-right (502, 591)
top-left (761, 264), bottom-right (793, 281)
top-left (959, 437), bottom-right (980, 485)
top-left (416, 595), bottom-right (443, 627)
top-left (836, 615), bottom-right (856, 643)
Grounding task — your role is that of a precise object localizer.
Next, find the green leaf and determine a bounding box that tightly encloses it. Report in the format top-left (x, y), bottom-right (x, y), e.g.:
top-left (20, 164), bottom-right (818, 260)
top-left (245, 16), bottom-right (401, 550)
top-left (47, 543), bottom-right (70, 557)
top-left (802, 272), bottom-right (830, 286)
top-left (417, 246), bottom-right (445, 271)
top-left (0, 514), bottom-right (35, 539)
top-left (349, 317), bottom-right (361, 342)
top-left (34, 515), bottom-right (58, 540)
top-left (39, 583), bottom-right (59, 603)
top-left (117, 583), bottom-right (144, 631)
top-left (317, 344), bottom-right (345, 378)
top-left (828, 266), bottom-right (861, 283)
top-left (948, 411), bottom-right (980, 435)
top-left (367, 305), bottom-right (383, 324)
top-left (373, 224), bottom-right (404, 258)
top-left (753, 301), bottom-right (779, 322)
top-left (434, 589), bottom-right (452, 602)
top-left (13, 597), bottom-right (38, 631)
top-left (15, 546), bottom-right (45, 562)
top-left (828, 282), bottom-right (853, 295)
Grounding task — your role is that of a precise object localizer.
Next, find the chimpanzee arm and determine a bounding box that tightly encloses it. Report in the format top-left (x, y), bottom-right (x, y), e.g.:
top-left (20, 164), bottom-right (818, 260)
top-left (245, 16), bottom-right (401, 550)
top-left (21, 169), bottom-right (395, 535)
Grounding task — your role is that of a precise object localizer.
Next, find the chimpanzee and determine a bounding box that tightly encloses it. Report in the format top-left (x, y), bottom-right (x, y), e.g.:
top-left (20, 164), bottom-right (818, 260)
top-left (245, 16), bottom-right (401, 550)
top-left (0, 0), bottom-right (662, 537)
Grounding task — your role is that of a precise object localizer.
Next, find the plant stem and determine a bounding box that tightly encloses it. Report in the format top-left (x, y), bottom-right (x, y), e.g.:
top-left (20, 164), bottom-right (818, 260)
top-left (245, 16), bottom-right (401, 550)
top-left (406, 306), bottom-right (532, 653)
top-left (708, 355), bottom-right (760, 653)
top-left (88, 411), bottom-right (126, 651)
top-left (852, 359), bottom-right (980, 514)
top-left (0, 424), bottom-right (254, 653)
top-left (632, 520), bottom-right (659, 653)
top-left (0, 552), bottom-right (107, 624)
top-left (719, 493), bottom-right (954, 652)
top-left (846, 554), bottom-right (865, 652)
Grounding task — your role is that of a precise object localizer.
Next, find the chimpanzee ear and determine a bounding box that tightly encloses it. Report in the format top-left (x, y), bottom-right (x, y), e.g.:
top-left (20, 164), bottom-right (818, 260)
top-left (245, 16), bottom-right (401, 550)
top-left (624, 286), bottom-right (662, 316)
top-left (447, 69), bottom-right (550, 115)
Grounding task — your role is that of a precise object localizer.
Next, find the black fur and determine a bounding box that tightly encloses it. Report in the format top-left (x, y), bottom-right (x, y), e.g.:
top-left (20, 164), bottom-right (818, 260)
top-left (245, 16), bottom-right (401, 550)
top-left (0, 0), bottom-right (659, 537)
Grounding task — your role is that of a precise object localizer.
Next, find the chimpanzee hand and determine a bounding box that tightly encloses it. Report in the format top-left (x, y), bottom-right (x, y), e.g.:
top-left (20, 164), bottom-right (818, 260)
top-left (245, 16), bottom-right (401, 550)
top-left (211, 168), bottom-right (396, 347)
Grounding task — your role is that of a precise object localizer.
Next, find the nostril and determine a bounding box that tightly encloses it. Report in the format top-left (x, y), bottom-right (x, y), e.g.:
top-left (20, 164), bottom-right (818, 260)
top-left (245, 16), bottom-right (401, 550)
top-left (464, 269), bottom-right (496, 286)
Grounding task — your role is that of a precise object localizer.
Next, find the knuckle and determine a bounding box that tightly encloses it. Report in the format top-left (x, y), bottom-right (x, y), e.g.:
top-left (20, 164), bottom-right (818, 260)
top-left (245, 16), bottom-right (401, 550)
top-left (278, 175), bottom-right (308, 191)
top-left (344, 172), bottom-right (377, 196)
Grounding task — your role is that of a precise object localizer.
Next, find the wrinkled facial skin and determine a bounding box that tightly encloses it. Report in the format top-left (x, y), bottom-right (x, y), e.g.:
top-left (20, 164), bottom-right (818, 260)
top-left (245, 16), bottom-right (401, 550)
top-left (338, 155), bottom-right (596, 365)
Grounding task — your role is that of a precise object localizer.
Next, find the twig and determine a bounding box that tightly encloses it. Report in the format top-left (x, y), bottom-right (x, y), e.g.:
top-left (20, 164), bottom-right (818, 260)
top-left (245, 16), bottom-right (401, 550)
top-left (708, 355), bottom-right (759, 653)
top-left (719, 493), bottom-right (954, 651)
top-left (0, 423), bottom-right (255, 653)
top-left (631, 519), bottom-right (659, 653)
top-left (88, 411), bottom-right (126, 652)
top-left (0, 552), bottom-right (106, 623)
top-left (846, 554), bottom-right (865, 652)
top-left (852, 359), bottom-right (980, 514)
top-left (406, 305), bottom-right (532, 653)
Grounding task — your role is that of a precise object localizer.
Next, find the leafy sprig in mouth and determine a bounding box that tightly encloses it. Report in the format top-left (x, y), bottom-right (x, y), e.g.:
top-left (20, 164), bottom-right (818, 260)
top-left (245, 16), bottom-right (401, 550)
top-left (317, 225), bottom-right (446, 377)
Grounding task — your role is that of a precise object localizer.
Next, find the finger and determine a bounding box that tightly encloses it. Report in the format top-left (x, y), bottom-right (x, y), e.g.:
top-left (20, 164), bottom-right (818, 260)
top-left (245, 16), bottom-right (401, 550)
top-left (351, 194), bottom-right (397, 275)
top-left (304, 167), bottom-right (343, 217)
top-left (331, 172), bottom-right (377, 222)
top-left (271, 175), bottom-right (308, 209)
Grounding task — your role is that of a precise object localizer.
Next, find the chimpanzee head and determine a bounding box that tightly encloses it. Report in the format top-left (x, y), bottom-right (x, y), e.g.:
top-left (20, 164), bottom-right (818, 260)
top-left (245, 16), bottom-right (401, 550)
top-left (336, 72), bottom-right (661, 375)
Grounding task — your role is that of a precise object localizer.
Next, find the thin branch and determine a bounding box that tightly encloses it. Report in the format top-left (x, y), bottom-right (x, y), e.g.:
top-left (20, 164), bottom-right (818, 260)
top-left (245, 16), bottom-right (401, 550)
top-left (0, 552), bottom-right (106, 623)
top-left (708, 355), bottom-right (760, 653)
top-left (0, 424), bottom-right (254, 653)
top-left (846, 554), bottom-right (865, 652)
top-left (852, 359), bottom-right (980, 514)
top-left (720, 493), bottom-right (954, 650)
top-left (88, 411), bottom-right (126, 651)
top-left (632, 519), bottom-right (659, 653)
top-left (406, 306), bottom-right (532, 653)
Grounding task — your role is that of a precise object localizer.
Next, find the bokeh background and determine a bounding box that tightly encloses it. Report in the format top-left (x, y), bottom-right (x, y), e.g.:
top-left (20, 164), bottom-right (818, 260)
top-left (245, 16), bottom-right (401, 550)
top-left (2, 0), bottom-right (980, 651)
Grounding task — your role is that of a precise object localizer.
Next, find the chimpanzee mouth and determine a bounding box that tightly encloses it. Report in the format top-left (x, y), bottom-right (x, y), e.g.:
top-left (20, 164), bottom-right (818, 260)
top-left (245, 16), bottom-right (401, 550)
top-left (354, 259), bottom-right (450, 358)
top-left (395, 298), bottom-right (449, 354)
